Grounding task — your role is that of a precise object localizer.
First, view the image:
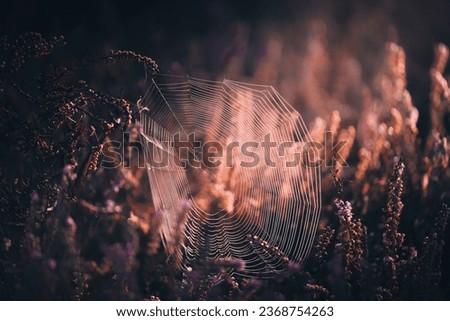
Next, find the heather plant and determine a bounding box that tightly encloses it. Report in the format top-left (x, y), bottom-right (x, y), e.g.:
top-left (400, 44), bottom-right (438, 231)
top-left (0, 31), bottom-right (449, 301)
top-left (0, 33), bottom-right (157, 299)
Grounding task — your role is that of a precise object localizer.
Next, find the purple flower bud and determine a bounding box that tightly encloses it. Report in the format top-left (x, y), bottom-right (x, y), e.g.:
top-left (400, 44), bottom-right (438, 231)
top-left (63, 164), bottom-right (73, 175)
top-left (31, 191), bottom-right (40, 202)
top-left (105, 199), bottom-right (115, 212)
top-left (47, 258), bottom-right (57, 270)
top-left (287, 261), bottom-right (300, 272)
top-left (66, 216), bottom-right (76, 230)
top-left (210, 274), bottom-right (222, 286)
top-left (334, 199), bottom-right (353, 221)
top-left (30, 250), bottom-right (42, 259)
top-left (229, 259), bottom-right (246, 272)
top-left (180, 199), bottom-right (192, 210)
top-left (3, 238), bottom-right (12, 251)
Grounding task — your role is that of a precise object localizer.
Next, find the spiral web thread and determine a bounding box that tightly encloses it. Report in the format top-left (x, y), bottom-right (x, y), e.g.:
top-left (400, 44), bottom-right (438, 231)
top-left (139, 75), bottom-right (321, 277)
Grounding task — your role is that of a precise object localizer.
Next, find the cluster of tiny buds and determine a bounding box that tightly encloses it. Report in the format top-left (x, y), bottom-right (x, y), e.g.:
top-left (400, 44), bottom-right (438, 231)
top-left (109, 50), bottom-right (159, 75)
top-left (0, 33), bottom-right (65, 74)
top-left (247, 234), bottom-right (289, 263)
top-left (334, 199), bottom-right (354, 222)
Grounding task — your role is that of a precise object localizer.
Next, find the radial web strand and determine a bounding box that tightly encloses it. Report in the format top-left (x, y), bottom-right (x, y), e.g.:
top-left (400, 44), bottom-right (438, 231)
top-left (139, 75), bottom-right (322, 278)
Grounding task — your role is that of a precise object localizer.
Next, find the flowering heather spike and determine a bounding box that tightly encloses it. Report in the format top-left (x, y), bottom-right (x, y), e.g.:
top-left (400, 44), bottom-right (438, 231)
top-left (383, 159), bottom-right (405, 248)
top-left (212, 257), bottom-right (246, 272)
top-left (306, 283), bottom-right (330, 300)
top-left (331, 166), bottom-right (366, 298)
top-left (310, 226), bottom-right (335, 287)
top-left (330, 169), bottom-right (344, 199)
top-left (109, 50), bottom-right (159, 75)
top-left (312, 226), bottom-right (335, 266)
top-left (334, 199), bottom-right (353, 222)
top-left (416, 204), bottom-right (450, 298)
top-left (334, 198), bottom-right (365, 297)
top-left (380, 158), bottom-right (405, 299)
top-left (429, 43), bottom-right (450, 135)
top-left (0, 33), bottom-right (65, 75)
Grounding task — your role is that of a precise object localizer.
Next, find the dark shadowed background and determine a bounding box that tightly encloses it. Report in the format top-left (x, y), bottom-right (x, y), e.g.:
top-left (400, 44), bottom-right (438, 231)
top-left (2, 0), bottom-right (450, 131)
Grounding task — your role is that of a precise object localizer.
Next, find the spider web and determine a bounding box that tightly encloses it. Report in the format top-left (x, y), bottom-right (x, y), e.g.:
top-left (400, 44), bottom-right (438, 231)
top-left (139, 75), bottom-right (321, 278)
